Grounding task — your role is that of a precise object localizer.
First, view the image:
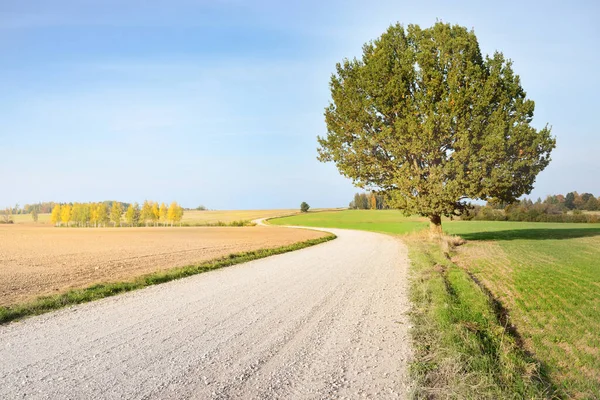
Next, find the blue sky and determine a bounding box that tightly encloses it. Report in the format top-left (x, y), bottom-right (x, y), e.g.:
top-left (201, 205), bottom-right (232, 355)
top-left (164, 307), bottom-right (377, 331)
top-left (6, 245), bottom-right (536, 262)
top-left (1, 0), bottom-right (598, 209)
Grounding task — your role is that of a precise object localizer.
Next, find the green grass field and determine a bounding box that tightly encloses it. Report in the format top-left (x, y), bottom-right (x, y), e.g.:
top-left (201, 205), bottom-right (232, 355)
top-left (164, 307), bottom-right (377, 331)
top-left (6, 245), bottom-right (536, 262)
top-left (269, 209), bottom-right (428, 234)
top-left (271, 210), bottom-right (600, 398)
top-left (447, 221), bottom-right (600, 398)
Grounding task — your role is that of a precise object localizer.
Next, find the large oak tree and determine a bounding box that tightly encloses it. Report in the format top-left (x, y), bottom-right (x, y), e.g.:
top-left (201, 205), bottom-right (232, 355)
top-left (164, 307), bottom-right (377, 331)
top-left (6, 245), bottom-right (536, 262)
top-left (318, 22), bottom-right (556, 232)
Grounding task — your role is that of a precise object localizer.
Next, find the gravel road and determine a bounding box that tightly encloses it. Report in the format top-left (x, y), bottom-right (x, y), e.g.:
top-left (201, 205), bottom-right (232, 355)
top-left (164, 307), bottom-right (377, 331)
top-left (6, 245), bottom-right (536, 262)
top-left (0, 227), bottom-right (413, 399)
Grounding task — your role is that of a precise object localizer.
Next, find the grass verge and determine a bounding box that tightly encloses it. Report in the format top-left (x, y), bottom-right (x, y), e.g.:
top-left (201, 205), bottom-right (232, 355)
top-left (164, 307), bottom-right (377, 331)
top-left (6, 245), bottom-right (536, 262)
top-left (0, 234), bottom-right (336, 325)
top-left (406, 233), bottom-right (555, 399)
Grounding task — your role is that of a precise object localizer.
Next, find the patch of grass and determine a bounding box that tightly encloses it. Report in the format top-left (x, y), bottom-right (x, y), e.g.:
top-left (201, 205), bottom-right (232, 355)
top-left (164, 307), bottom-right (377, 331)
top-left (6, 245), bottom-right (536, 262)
top-left (269, 209), bottom-right (428, 234)
top-left (445, 221), bottom-right (600, 398)
top-left (406, 234), bottom-right (554, 399)
top-left (0, 234), bottom-right (336, 325)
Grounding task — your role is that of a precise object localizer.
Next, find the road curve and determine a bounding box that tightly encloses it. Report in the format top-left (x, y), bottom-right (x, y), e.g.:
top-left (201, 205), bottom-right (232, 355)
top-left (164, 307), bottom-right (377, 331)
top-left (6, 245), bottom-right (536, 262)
top-left (0, 227), bottom-right (412, 399)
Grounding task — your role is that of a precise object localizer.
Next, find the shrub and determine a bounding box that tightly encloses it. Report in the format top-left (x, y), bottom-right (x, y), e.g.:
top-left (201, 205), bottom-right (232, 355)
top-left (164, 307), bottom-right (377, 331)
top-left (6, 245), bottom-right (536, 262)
top-left (477, 205), bottom-right (597, 223)
top-left (465, 202), bottom-right (599, 223)
top-left (300, 202), bottom-right (310, 213)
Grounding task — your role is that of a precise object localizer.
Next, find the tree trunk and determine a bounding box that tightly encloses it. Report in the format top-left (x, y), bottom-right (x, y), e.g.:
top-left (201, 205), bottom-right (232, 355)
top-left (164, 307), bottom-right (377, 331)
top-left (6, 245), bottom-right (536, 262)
top-left (429, 214), bottom-right (442, 236)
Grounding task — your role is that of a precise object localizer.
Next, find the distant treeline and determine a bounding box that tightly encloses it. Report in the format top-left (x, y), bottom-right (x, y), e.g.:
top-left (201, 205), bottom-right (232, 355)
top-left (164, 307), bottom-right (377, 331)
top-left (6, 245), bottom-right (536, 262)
top-left (466, 191), bottom-right (600, 223)
top-left (7, 201), bottom-right (131, 215)
top-left (346, 191), bottom-right (600, 223)
top-left (349, 192), bottom-right (389, 210)
top-left (6, 201), bottom-right (202, 215)
top-left (49, 201), bottom-right (184, 227)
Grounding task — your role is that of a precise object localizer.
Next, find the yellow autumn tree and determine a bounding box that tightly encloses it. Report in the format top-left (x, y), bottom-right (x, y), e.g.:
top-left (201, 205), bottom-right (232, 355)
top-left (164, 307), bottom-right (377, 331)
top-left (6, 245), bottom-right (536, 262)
top-left (50, 204), bottom-right (61, 226)
top-left (110, 201), bottom-right (123, 227)
top-left (60, 204), bottom-right (72, 227)
top-left (370, 193), bottom-right (377, 210)
top-left (167, 201), bottom-right (178, 227)
top-left (151, 202), bottom-right (160, 227)
top-left (174, 203), bottom-right (184, 226)
top-left (125, 203), bottom-right (139, 227)
top-left (159, 202), bottom-right (168, 226)
top-left (90, 203), bottom-right (99, 227)
top-left (71, 203), bottom-right (82, 226)
top-left (97, 203), bottom-right (109, 227)
top-left (71, 202), bottom-right (91, 227)
top-left (140, 200), bottom-right (152, 226)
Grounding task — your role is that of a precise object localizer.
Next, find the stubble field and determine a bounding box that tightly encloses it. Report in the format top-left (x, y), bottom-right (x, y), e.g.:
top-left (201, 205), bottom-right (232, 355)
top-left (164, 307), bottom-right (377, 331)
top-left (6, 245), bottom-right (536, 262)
top-left (0, 225), bottom-right (325, 307)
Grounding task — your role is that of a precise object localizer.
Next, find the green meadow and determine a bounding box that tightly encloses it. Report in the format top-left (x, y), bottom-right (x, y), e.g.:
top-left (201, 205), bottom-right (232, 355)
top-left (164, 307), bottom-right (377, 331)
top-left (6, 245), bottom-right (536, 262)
top-left (271, 210), bottom-right (600, 398)
top-left (269, 209), bottom-right (428, 234)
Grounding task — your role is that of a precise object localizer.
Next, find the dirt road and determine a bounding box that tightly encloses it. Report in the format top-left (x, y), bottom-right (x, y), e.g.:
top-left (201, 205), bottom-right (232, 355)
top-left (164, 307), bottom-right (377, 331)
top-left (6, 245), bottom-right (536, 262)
top-left (0, 228), bottom-right (412, 399)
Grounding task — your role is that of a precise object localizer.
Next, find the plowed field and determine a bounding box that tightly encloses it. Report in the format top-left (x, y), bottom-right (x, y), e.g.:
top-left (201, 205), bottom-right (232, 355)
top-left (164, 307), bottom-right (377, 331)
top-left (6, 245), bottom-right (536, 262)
top-left (0, 225), bottom-right (325, 306)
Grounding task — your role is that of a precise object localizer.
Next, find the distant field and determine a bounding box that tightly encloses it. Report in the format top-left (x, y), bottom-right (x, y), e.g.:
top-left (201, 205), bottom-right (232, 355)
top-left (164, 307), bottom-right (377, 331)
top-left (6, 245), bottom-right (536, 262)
top-left (269, 209), bottom-right (428, 234)
top-left (0, 225), bottom-right (326, 307)
top-left (8, 209), bottom-right (300, 225)
top-left (10, 213), bottom-right (51, 224)
top-left (182, 209), bottom-right (299, 224)
top-left (271, 210), bottom-right (600, 397)
top-left (12, 209), bottom-right (597, 225)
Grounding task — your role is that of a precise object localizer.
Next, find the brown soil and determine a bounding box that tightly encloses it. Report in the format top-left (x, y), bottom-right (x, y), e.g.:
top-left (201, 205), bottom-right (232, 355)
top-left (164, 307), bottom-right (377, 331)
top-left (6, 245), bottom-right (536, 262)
top-left (0, 225), bottom-right (325, 306)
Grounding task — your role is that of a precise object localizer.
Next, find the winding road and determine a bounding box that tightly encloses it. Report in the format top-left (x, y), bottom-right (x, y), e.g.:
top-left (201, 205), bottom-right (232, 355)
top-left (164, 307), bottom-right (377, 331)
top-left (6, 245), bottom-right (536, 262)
top-left (0, 226), bottom-right (412, 399)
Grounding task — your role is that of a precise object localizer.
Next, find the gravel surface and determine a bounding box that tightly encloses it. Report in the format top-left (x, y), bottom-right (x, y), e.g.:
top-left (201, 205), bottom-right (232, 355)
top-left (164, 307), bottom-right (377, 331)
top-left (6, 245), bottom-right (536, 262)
top-left (0, 227), bottom-right (412, 399)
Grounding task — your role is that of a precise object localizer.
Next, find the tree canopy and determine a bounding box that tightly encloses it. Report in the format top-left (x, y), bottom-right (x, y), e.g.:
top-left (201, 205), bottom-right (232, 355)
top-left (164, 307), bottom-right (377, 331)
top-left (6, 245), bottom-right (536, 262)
top-left (125, 203), bottom-right (139, 227)
top-left (318, 22), bottom-right (556, 231)
top-left (167, 201), bottom-right (184, 226)
top-left (110, 201), bottom-right (123, 227)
